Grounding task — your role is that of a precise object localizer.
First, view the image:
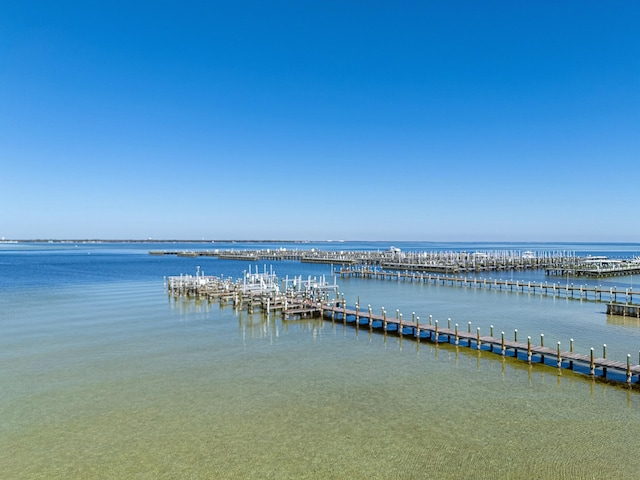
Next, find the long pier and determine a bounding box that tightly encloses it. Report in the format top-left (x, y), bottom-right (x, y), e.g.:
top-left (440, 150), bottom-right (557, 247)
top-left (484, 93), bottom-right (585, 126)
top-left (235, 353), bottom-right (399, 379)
top-left (166, 268), bottom-right (640, 387)
top-left (152, 248), bottom-right (640, 277)
top-left (321, 303), bottom-right (640, 386)
top-left (337, 267), bottom-right (639, 306)
top-left (152, 248), bottom-right (569, 271)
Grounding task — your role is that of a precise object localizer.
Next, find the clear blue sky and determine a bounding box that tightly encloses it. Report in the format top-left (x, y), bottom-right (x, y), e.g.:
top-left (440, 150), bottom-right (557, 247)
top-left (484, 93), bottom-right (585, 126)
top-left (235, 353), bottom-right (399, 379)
top-left (1, 1), bottom-right (638, 241)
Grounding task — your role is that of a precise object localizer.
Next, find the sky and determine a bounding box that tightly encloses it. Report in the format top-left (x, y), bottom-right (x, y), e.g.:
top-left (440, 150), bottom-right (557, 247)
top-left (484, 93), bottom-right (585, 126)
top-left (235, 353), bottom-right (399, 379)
top-left (1, 1), bottom-right (638, 241)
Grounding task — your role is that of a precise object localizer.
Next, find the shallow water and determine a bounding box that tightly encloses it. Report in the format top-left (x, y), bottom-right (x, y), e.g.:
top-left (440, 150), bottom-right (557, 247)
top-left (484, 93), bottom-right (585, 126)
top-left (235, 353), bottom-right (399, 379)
top-left (2, 242), bottom-right (640, 478)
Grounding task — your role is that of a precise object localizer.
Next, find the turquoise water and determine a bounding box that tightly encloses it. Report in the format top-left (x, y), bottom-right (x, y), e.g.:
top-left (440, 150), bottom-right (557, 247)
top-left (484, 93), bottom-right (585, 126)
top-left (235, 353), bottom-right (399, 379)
top-left (2, 242), bottom-right (640, 478)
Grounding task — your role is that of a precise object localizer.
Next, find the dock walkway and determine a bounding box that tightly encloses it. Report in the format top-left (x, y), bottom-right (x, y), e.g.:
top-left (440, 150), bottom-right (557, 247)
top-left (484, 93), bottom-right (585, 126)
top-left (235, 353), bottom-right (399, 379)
top-left (152, 248), bottom-right (640, 277)
top-left (323, 304), bottom-right (640, 385)
top-left (166, 268), bottom-right (640, 387)
top-left (338, 267), bottom-right (639, 306)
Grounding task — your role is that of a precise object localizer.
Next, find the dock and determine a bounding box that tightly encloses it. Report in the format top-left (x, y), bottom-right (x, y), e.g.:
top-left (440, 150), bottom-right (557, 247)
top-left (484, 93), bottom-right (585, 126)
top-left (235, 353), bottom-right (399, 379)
top-left (152, 248), bottom-right (640, 278)
top-left (322, 303), bottom-right (640, 386)
top-left (337, 266), bottom-right (639, 306)
top-left (607, 303), bottom-right (640, 317)
top-left (166, 267), bottom-right (640, 387)
top-left (165, 265), bottom-right (338, 315)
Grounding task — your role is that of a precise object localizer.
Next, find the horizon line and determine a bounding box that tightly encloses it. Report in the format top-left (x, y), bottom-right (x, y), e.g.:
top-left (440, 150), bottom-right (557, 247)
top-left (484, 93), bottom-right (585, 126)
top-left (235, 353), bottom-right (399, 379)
top-left (2, 239), bottom-right (640, 245)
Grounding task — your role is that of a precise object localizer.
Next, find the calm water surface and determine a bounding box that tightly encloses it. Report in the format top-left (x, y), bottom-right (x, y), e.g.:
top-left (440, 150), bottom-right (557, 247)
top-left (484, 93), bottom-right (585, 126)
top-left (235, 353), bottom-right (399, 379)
top-left (2, 242), bottom-right (640, 479)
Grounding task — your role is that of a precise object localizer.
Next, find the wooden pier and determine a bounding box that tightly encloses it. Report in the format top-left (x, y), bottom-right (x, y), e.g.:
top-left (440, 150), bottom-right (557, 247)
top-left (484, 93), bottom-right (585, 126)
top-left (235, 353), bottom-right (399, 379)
top-left (152, 248), bottom-right (640, 277)
top-left (170, 283), bottom-right (640, 386)
top-left (166, 267), bottom-right (640, 387)
top-left (322, 303), bottom-right (640, 386)
top-left (337, 267), bottom-right (639, 307)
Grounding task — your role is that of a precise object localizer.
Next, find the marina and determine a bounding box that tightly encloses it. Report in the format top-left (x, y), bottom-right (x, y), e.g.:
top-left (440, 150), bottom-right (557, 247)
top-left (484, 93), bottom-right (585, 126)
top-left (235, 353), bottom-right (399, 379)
top-left (151, 247), bottom-right (640, 277)
top-left (166, 265), bottom-right (338, 315)
top-left (167, 267), bottom-right (640, 386)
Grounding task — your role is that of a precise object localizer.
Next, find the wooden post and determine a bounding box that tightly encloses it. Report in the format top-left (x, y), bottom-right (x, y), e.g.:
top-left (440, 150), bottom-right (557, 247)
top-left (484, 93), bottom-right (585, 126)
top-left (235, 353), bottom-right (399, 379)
top-left (399, 313), bottom-right (403, 336)
top-left (368, 305), bottom-right (372, 328)
top-left (383, 308), bottom-right (387, 332)
top-left (590, 348), bottom-right (595, 376)
top-left (527, 336), bottom-right (532, 364)
top-left (557, 342), bottom-right (561, 368)
top-left (514, 329), bottom-right (518, 357)
top-left (603, 344), bottom-right (607, 378)
top-left (490, 325), bottom-right (494, 352)
top-left (540, 334), bottom-right (545, 363)
top-left (435, 320), bottom-right (439, 344)
top-left (343, 296), bottom-right (347, 324)
top-left (501, 331), bottom-right (505, 355)
top-left (570, 339), bottom-right (574, 370)
top-left (627, 354), bottom-right (632, 384)
top-left (477, 327), bottom-right (481, 350)
top-left (416, 316), bottom-right (420, 342)
top-left (455, 323), bottom-right (459, 346)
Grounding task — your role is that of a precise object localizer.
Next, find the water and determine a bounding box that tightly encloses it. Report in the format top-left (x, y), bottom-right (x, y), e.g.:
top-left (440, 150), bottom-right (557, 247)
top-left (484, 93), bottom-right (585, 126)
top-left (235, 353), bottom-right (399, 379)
top-left (2, 242), bottom-right (640, 479)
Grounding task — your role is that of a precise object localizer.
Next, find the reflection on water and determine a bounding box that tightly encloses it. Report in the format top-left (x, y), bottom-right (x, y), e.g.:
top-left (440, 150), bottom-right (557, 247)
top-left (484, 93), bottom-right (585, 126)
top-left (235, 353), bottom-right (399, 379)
top-left (238, 310), bottom-right (280, 343)
top-left (168, 294), bottom-right (217, 316)
top-left (607, 313), bottom-right (640, 329)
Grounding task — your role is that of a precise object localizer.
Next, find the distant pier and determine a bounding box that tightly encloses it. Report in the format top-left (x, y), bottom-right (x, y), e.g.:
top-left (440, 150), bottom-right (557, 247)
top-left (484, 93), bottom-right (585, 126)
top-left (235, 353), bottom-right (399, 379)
top-left (337, 266), bottom-right (639, 306)
top-left (152, 248), bottom-right (640, 277)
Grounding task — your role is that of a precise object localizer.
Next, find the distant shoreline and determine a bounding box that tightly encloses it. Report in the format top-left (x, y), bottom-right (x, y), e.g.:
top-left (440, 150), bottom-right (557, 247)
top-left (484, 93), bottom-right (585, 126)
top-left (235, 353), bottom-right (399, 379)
top-left (1, 239), bottom-right (311, 244)
top-left (2, 239), bottom-right (639, 245)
